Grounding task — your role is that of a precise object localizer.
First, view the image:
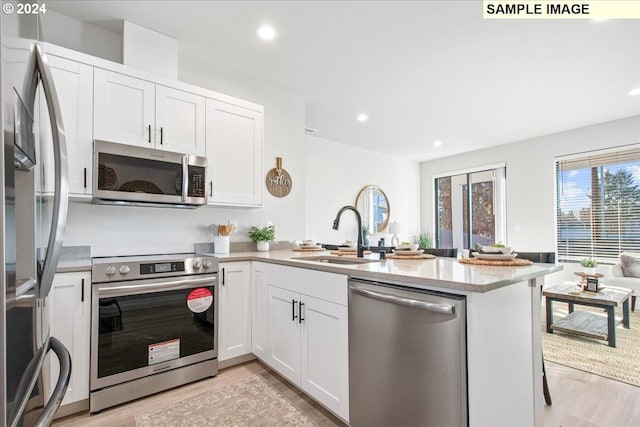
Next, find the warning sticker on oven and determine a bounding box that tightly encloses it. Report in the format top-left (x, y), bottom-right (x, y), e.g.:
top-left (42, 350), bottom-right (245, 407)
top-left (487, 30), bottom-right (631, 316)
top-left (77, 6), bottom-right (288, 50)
top-left (187, 287), bottom-right (213, 313)
top-left (148, 339), bottom-right (180, 365)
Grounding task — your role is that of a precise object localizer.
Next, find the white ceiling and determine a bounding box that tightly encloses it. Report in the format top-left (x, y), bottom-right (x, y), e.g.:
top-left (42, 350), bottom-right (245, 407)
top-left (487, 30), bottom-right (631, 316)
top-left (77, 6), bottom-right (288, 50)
top-left (47, 1), bottom-right (640, 162)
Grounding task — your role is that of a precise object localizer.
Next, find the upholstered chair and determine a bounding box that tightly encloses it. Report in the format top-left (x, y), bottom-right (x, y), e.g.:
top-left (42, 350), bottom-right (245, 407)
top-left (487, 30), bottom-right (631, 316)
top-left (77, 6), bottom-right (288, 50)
top-left (605, 252), bottom-right (640, 312)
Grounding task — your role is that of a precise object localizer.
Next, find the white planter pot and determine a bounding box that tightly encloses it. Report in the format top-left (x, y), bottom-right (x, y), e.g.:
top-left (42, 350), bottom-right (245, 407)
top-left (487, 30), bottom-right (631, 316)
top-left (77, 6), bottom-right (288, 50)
top-left (583, 267), bottom-right (596, 275)
top-left (257, 241), bottom-right (270, 252)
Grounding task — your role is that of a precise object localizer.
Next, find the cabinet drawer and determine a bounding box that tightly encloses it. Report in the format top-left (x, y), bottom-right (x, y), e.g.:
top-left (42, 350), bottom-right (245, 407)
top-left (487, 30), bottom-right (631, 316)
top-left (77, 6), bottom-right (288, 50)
top-left (257, 262), bottom-right (347, 306)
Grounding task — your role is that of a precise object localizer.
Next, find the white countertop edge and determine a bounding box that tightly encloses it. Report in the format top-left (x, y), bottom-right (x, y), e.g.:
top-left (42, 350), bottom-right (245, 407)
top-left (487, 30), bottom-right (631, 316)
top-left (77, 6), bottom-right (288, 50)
top-left (207, 250), bottom-right (563, 294)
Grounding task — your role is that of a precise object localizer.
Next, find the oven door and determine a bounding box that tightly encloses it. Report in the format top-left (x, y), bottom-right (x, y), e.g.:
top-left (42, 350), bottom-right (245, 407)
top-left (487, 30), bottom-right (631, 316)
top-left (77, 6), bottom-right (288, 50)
top-left (90, 274), bottom-right (218, 391)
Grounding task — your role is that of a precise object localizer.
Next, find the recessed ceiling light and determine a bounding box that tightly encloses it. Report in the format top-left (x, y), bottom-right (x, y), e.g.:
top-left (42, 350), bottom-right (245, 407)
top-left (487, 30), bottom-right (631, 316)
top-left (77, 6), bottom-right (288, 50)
top-left (629, 87), bottom-right (640, 96)
top-left (434, 140), bottom-right (443, 147)
top-left (256, 25), bottom-right (277, 41)
top-left (356, 114), bottom-right (369, 122)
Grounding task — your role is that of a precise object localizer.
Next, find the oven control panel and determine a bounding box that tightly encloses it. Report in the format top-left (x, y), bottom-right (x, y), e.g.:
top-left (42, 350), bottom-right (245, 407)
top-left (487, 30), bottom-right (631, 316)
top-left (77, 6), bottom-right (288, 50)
top-left (140, 261), bottom-right (185, 275)
top-left (92, 255), bottom-right (219, 283)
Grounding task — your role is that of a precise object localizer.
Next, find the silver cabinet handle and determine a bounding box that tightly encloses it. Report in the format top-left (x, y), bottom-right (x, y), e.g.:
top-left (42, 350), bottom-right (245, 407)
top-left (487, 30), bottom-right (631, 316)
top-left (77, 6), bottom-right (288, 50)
top-left (350, 284), bottom-right (455, 315)
top-left (24, 44), bottom-right (68, 298)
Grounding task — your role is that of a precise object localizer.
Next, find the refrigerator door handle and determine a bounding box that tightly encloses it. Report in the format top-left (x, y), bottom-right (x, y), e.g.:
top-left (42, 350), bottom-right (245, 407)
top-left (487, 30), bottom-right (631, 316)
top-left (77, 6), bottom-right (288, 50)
top-left (7, 336), bottom-right (50, 427)
top-left (33, 337), bottom-right (72, 427)
top-left (350, 284), bottom-right (456, 315)
top-left (7, 337), bottom-right (71, 427)
top-left (24, 43), bottom-right (69, 298)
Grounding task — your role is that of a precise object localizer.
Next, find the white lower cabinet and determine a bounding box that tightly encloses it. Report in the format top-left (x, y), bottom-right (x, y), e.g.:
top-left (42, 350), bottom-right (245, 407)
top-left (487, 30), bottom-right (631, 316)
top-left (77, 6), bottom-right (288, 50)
top-left (253, 262), bottom-right (349, 421)
top-left (46, 271), bottom-right (91, 406)
top-left (218, 261), bottom-right (252, 361)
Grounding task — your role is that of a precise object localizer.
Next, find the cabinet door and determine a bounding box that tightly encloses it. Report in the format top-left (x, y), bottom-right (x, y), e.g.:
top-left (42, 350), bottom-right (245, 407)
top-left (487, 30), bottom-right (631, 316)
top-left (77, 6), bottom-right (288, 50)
top-left (252, 263), bottom-right (269, 359)
top-left (300, 295), bottom-right (349, 421)
top-left (205, 99), bottom-right (263, 206)
top-left (267, 285), bottom-right (301, 384)
top-left (218, 262), bottom-right (251, 361)
top-left (94, 68), bottom-right (155, 147)
top-left (46, 272), bottom-right (91, 406)
top-left (37, 55), bottom-right (93, 195)
top-left (155, 85), bottom-right (205, 156)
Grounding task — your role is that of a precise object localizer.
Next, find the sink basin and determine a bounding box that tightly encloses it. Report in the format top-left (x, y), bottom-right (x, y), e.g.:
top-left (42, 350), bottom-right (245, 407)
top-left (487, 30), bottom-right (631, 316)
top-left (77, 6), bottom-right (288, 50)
top-left (294, 255), bottom-right (382, 265)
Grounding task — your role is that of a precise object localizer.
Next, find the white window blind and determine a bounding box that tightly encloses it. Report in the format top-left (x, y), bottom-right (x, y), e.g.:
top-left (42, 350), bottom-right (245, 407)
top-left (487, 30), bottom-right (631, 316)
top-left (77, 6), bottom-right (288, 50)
top-left (556, 147), bottom-right (640, 263)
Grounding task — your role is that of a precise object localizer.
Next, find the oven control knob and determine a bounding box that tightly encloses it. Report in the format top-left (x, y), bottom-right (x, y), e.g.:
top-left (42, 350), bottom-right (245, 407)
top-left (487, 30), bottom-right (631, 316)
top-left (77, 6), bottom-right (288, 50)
top-left (105, 265), bottom-right (117, 276)
top-left (193, 260), bottom-right (202, 269)
top-left (203, 260), bottom-right (212, 269)
top-left (119, 265), bottom-right (130, 275)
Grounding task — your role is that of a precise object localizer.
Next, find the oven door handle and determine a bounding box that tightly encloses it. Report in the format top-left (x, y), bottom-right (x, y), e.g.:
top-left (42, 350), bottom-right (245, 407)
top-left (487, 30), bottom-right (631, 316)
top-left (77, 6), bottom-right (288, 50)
top-left (98, 276), bottom-right (216, 298)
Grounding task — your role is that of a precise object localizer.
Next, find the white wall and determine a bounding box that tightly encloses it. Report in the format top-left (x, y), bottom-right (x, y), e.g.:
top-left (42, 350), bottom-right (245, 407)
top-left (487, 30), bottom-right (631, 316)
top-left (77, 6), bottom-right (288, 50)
top-left (305, 135), bottom-right (420, 245)
top-left (39, 10), bottom-right (122, 63)
top-left (420, 115), bottom-right (640, 282)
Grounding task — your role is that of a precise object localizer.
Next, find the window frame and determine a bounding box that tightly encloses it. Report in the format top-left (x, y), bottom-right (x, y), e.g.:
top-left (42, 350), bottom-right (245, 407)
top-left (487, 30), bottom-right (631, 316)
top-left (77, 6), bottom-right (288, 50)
top-left (555, 144), bottom-right (640, 264)
top-left (432, 162), bottom-right (507, 249)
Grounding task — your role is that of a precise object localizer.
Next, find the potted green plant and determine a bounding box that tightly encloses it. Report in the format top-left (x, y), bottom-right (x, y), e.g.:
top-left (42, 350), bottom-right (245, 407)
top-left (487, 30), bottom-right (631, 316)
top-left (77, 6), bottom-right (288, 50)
top-left (580, 258), bottom-right (598, 275)
top-left (249, 225), bottom-right (275, 252)
top-left (417, 232), bottom-right (433, 249)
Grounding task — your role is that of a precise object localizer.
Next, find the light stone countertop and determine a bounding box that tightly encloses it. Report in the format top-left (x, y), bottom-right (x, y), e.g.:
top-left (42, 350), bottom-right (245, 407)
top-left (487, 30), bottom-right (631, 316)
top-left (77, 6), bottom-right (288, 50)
top-left (56, 246), bottom-right (92, 273)
top-left (204, 249), bottom-right (563, 294)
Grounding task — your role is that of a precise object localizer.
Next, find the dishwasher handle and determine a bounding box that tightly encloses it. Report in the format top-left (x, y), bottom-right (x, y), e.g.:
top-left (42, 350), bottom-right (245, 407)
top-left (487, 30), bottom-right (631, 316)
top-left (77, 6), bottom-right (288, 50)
top-left (350, 284), bottom-right (456, 315)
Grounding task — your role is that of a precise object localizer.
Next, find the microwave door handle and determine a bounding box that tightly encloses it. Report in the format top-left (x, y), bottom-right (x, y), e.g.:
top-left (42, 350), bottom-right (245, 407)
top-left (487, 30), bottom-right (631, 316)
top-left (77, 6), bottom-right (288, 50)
top-left (30, 44), bottom-right (69, 298)
top-left (181, 155), bottom-right (188, 203)
top-left (33, 337), bottom-right (71, 427)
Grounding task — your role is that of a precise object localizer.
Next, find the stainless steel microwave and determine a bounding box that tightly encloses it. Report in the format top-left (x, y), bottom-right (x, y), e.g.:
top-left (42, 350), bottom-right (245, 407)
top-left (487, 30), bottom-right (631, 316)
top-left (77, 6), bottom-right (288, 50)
top-left (93, 140), bottom-right (207, 208)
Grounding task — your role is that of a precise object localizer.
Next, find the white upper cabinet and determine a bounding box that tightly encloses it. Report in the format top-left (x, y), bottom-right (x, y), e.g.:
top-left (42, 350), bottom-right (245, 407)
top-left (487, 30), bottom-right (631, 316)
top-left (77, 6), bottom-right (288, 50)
top-left (37, 54), bottom-right (93, 196)
top-left (156, 85), bottom-right (205, 156)
top-left (94, 69), bottom-right (205, 156)
top-left (205, 99), bottom-right (263, 206)
top-left (93, 68), bottom-right (154, 148)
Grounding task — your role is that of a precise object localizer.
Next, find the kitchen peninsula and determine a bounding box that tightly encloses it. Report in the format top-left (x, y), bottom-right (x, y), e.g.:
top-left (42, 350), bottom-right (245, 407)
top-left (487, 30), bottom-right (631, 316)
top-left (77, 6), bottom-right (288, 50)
top-left (207, 249), bottom-right (561, 427)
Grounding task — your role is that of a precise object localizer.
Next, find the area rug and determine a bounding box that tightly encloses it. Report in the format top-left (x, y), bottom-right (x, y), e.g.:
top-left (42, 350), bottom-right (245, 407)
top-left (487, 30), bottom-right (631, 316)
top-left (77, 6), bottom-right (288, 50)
top-left (135, 374), bottom-right (317, 427)
top-left (542, 301), bottom-right (640, 387)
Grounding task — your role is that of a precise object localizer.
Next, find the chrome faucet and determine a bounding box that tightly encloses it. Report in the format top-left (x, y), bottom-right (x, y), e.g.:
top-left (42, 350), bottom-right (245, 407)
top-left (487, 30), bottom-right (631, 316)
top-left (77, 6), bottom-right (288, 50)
top-left (332, 205), bottom-right (365, 257)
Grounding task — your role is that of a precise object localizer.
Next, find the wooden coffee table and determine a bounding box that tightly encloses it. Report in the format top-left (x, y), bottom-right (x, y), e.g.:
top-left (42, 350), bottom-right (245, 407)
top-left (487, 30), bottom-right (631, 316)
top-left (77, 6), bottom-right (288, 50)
top-left (543, 283), bottom-right (631, 347)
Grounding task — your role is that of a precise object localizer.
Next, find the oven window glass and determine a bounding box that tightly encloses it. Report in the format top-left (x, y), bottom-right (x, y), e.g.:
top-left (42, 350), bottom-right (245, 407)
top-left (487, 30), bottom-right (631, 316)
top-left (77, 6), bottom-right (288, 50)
top-left (97, 153), bottom-right (182, 196)
top-left (97, 285), bottom-right (215, 379)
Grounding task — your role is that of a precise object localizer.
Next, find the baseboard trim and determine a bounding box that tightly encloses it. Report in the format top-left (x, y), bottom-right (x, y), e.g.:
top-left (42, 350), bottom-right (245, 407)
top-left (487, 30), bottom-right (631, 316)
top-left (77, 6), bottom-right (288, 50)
top-left (219, 353), bottom-right (257, 370)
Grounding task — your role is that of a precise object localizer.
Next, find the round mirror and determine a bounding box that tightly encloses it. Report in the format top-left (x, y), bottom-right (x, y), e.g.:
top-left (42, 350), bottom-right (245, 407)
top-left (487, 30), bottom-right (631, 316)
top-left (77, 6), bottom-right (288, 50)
top-left (355, 185), bottom-right (390, 234)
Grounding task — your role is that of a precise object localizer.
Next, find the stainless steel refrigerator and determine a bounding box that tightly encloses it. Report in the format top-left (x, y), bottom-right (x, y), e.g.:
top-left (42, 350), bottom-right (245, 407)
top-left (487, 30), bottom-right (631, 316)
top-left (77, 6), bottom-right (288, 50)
top-left (1, 5), bottom-right (71, 427)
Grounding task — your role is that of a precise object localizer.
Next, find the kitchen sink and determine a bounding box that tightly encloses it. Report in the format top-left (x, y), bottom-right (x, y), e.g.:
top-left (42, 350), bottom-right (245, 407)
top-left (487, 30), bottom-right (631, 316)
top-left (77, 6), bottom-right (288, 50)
top-left (294, 255), bottom-right (382, 265)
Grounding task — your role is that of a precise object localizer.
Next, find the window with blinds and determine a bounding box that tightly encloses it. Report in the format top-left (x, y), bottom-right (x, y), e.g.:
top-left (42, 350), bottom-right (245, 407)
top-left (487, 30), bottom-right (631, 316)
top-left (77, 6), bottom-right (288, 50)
top-left (556, 147), bottom-right (640, 263)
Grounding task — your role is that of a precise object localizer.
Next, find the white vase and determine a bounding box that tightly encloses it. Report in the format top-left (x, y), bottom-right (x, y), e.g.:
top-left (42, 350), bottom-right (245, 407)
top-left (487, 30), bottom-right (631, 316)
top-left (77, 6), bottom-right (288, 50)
top-left (583, 267), bottom-right (596, 275)
top-left (257, 241), bottom-right (270, 252)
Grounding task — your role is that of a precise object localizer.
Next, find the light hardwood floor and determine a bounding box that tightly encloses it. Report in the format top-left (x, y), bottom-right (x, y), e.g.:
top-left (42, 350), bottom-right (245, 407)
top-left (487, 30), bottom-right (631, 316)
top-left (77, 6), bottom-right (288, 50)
top-left (54, 360), bottom-right (640, 426)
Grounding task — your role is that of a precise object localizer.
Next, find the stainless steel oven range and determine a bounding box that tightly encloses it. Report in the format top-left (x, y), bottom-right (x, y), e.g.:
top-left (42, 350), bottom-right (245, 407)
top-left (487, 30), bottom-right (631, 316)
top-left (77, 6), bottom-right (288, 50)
top-left (90, 254), bottom-right (219, 413)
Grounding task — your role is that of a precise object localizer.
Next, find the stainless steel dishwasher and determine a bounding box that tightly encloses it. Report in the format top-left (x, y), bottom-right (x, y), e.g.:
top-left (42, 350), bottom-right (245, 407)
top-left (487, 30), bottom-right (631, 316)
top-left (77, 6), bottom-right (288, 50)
top-left (349, 278), bottom-right (468, 427)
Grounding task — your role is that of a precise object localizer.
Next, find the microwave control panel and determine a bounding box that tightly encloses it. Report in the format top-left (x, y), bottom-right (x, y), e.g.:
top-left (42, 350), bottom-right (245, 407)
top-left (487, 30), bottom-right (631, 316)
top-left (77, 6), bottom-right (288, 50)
top-left (188, 166), bottom-right (206, 198)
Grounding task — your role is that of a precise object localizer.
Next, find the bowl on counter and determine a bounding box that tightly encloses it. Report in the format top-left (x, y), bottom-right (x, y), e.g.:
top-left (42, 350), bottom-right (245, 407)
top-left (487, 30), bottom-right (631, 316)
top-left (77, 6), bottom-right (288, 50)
top-left (396, 243), bottom-right (419, 251)
top-left (481, 245), bottom-right (512, 254)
